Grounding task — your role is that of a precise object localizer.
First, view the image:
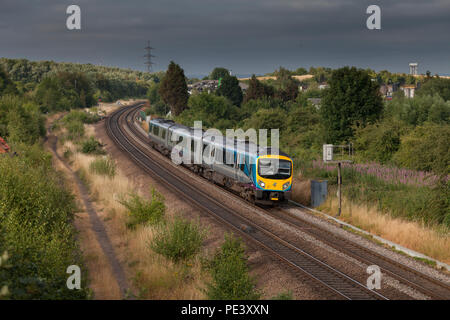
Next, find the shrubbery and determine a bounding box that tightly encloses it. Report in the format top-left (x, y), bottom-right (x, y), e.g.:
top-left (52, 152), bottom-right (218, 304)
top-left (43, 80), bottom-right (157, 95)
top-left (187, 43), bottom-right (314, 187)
top-left (0, 95), bottom-right (45, 144)
top-left (151, 217), bottom-right (205, 263)
top-left (205, 234), bottom-right (260, 300)
top-left (120, 189), bottom-right (166, 229)
top-left (0, 145), bottom-right (89, 299)
top-left (80, 137), bottom-right (104, 155)
top-left (393, 123), bottom-right (450, 173)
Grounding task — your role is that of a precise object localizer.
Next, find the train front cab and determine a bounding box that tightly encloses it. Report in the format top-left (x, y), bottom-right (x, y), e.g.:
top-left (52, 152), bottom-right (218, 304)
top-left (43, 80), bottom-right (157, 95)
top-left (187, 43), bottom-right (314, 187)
top-left (254, 155), bottom-right (293, 205)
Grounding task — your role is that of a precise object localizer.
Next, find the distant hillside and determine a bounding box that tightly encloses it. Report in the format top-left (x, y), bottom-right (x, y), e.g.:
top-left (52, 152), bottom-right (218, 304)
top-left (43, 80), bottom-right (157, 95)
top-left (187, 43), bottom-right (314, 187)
top-left (0, 57), bottom-right (160, 84)
top-left (0, 57), bottom-right (160, 108)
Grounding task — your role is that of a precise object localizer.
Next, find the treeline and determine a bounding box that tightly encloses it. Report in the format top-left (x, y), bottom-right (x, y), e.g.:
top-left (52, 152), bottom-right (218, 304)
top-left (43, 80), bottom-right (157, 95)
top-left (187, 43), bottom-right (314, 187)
top-left (0, 58), bottom-right (152, 112)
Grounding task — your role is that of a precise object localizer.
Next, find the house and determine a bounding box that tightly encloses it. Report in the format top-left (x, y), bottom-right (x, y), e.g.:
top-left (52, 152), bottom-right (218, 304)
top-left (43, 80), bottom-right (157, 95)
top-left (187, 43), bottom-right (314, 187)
top-left (188, 80), bottom-right (219, 95)
top-left (318, 83), bottom-right (329, 90)
top-left (379, 83), bottom-right (399, 99)
top-left (400, 85), bottom-right (416, 98)
top-left (0, 136), bottom-right (10, 154)
top-left (298, 84), bottom-right (308, 92)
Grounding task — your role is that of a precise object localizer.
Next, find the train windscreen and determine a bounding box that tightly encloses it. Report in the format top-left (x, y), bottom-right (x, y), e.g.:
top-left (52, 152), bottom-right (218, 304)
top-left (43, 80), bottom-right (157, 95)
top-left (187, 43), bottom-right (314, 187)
top-left (258, 158), bottom-right (291, 180)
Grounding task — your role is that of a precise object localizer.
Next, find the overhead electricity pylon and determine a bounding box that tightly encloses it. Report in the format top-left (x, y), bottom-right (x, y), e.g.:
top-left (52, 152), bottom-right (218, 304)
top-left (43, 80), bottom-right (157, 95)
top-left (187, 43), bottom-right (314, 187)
top-left (144, 41), bottom-right (155, 73)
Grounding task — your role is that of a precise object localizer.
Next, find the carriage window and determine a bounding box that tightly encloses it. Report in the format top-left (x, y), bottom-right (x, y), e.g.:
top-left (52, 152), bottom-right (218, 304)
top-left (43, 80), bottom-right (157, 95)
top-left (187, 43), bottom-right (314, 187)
top-left (161, 128), bottom-right (166, 139)
top-left (153, 125), bottom-right (159, 136)
top-left (215, 148), bottom-right (222, 163)
top-left (224, 150), bottom-right (234, 167)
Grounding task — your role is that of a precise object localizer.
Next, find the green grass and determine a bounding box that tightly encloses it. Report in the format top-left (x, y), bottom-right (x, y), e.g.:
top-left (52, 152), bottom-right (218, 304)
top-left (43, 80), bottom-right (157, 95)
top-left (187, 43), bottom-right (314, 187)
top-left (89, 157), bottom-right (116, 178)
top-left (271, 290), bottom-right (293, 300)
top-left (150, 216), bottom-right (205, 263)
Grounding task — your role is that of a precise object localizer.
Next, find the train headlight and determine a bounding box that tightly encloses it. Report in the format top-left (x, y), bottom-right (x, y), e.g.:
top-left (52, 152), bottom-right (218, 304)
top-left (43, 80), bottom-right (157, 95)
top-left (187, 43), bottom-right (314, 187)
top-left (258, 180), bottom-right (265, 188)
top-left (283, 182), bottom-right (290, 190)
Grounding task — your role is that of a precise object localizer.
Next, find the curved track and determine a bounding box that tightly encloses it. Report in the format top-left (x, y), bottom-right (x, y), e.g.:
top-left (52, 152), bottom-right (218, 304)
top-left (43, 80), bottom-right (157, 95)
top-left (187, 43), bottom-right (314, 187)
top-left (270, 206), bottom-right (450, 300)
top-left (107, 103), bottom-right (390, 300)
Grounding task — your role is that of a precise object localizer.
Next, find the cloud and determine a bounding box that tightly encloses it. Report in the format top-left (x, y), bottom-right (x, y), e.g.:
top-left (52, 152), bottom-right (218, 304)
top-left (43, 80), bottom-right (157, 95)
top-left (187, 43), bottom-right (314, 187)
top-left (0, 0), bottom-right (448, 75)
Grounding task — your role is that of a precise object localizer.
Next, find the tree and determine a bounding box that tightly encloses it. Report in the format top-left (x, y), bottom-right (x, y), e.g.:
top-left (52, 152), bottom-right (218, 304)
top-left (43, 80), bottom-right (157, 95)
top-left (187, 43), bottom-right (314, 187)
top-left (320, 66), bottom-right (383, 143)
top-left (177, 93), bottom-right (239, 130)
top-left (352, 119), bottom-right (408, 164)
top-left (244, 75), bottom-right (274, 103)
top-left (275, 80), bottom-right (299, 102)
top-left (0, 69), bottom-right (18, 96)
top-left (393, 123), bottom-right (450, 173)
top-left (216, 74), bottom-right (243, 106)
top-left (294, 67), bottom-right (308, 75)
top-left (158, 61), bottom-right (189, 116)
top-left (209, 67), bottom-right (230, 80)
top-left (417, 78), bottom-right (450, 101)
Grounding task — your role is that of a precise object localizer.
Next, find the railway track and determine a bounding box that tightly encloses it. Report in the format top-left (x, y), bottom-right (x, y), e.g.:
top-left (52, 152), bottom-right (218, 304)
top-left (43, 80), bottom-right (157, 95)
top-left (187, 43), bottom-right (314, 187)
top-left (269, 206), bottom-right (450, 300)
top-left (106, 103), bottom-right (389, 300)
top-left (118, 104), bottom-right (450, 300)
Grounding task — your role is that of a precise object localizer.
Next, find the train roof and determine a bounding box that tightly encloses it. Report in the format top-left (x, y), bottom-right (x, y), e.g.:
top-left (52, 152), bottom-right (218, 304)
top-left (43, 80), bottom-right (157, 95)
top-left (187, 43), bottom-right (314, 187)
top-left (149, 118), bottom-right (290, 158)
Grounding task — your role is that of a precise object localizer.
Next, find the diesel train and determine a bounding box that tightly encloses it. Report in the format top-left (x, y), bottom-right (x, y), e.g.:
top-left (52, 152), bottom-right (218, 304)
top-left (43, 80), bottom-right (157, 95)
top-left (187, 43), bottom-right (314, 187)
top-left (137, 114), bottom-right (293, 205)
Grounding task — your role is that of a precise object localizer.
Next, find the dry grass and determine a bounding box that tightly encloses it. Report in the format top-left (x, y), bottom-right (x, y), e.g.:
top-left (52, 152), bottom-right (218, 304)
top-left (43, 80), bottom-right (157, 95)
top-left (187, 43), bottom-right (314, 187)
top-left (50, 142), bottom-right (122, 299)
top-left (62, 132), bottom-right (206, 299)
top-left (319, 195), bottom-right (450, 264)
top-left (73, 213), bottom-right (122, 299)
top-left (292, 176), bottom-right (311, 206)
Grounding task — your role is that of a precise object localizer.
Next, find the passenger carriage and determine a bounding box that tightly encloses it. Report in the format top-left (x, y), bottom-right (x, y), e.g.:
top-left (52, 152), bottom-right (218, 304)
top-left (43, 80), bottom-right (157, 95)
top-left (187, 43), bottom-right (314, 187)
top-left (144, 117), bottom-right (293, 205)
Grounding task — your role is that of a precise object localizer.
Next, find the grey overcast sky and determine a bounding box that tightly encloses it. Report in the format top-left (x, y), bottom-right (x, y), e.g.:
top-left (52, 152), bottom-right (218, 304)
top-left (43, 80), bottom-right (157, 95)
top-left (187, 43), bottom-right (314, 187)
top-left (1, 0), bottom-right (449, 77)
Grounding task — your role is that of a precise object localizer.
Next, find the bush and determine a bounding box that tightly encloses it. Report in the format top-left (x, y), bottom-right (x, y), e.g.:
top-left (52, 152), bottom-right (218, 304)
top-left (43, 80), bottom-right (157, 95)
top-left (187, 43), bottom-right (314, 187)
top-left (205, 234), bottom-right (260, 300)
top-left (0, 95), bottom-right (45, 144)
top-left (385, 94), bottom-right (450, 126)
top-left (352, 119), bottom-right (409, 164)
top-left (120, 189), bottom-right (165, 229)
top-left (393, 123), bottom-right (450, 173)
top-left (151, 216), bottom-right (205, 263)
top-left (63, 110), bottom-right (100, 125)
top-left (0, 145), bottom-right (88, 299)
top-left (89, 157), bottom-right (116, 178)
top-left (80, 137), bottom-right (104, 154)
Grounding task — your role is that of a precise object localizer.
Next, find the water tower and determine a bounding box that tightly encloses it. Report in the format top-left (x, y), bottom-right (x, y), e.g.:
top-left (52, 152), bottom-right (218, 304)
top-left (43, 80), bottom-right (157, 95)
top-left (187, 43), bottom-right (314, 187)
top-left (409, 63), bottom-right (418, 75)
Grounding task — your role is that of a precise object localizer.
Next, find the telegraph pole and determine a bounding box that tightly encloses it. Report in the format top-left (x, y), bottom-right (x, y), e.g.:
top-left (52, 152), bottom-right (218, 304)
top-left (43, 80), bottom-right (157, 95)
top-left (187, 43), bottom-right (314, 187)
top-left (144, 40), bottom-right (155, 73)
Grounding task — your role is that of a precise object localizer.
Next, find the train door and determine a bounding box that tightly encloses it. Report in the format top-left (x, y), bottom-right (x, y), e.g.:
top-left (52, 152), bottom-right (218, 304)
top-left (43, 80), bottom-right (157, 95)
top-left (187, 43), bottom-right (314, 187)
top-left (235, 153), bottom-right (251, 183)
